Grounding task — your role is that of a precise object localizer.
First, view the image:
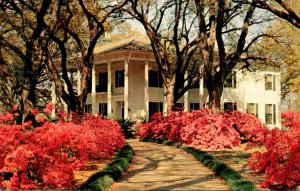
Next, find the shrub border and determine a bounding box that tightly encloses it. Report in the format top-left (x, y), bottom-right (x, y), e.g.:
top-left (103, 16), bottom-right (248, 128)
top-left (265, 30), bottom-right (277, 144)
top-left (77, 143), bottom-right (134, 191)
top-left (143, 139), bottom-right (257, 191)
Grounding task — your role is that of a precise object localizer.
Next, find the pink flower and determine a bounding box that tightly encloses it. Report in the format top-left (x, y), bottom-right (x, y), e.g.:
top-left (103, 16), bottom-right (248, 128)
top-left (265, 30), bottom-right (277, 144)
top-left (23, 120), bottom-right (32, 128)
top-left (12, 106), bottom-right (17, 111)
top-left (43, 108), bottom-right (51, 114)
top-left (31, 108), bottom-right (39, 116)
top-left (5, 112), bottom-right (13, 121)
top-left (37, 116), bottom-right (45, 123)
top-left (14, 113), bottom-right (19, 117)
top-left (46, 103), bottom-right (54, 110)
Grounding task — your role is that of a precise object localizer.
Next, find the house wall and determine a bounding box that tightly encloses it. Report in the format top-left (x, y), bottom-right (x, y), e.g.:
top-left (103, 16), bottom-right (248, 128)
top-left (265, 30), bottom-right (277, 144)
top-left (85, 56), bottom-right (281, 128)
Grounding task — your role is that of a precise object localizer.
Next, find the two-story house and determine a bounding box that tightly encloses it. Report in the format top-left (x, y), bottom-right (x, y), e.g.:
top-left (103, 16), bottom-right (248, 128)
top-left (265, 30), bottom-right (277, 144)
top-left (61, 34), bottom-right (281, 128)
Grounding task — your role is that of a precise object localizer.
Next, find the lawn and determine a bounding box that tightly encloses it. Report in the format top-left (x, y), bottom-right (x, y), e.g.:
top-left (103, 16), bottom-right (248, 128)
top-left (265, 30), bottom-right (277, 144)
top-left (206, 144), bottom-right (266, 189)
top-left (74, 158), bottom-right (112, 186)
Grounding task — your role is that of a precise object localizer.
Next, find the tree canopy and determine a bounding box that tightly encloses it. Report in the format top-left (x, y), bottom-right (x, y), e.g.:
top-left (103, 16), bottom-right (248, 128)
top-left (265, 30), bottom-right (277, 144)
top-left (1, 0), bottom-right (300, 118)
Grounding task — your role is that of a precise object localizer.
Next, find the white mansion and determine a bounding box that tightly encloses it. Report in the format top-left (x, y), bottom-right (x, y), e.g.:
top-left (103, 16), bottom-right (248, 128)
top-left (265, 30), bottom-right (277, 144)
top-left (80, 35), bottom-right (280, 127)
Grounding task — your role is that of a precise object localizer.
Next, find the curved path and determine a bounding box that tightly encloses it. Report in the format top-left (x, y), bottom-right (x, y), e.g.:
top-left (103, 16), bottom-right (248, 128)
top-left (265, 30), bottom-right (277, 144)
top-left (109, 139), bottom-right (228, 190)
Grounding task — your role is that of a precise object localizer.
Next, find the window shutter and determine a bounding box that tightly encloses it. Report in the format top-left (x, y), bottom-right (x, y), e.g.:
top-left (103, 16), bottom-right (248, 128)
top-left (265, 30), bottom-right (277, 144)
top-left (273, 104), bottom-right (276, 124)
top-left (273, 75), bottom-right (276, 91)
top-left (255, 103), bottom-right (259, 118)
top-left (234, 103), bottom-right (237, 110)
top-left (233, 72), bottom-right (237, 88)
top-left (265, 104), bottom-right (267, 123)
top-left (120, 70), bottom-right (125, 87)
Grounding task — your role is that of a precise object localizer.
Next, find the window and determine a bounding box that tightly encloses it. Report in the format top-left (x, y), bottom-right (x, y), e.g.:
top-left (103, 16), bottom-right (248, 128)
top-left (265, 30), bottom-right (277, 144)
top-left (246, 103), bottom-right (258, 117)
top-left (175, 103), bottom-right (184, 111)
top-left (97, 72), bottom-right (108, 92)
top-left (190, 103), bottom-right (200, 111)
top-left (149, 102), bottom-right (163, 119)
top-left (224, 102), bottom-right (237, 111)
top-left (148, 70), bottom-right (163, 87)
top-left (99, 103), bottom-right (107, 117)
top-left (265, 74), bottom-right (276, 91)
top-left (115, 70), bottom-right (124, 87)
top-left (224, 72), bottom-right (236, 88)
top-left (265, 104), bottom-right (276, 125)
top-left (84, 104), bottom-right (92, 113)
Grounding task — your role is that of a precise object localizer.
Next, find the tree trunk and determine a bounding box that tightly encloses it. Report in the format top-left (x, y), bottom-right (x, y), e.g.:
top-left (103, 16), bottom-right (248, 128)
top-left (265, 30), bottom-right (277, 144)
top-left (76, 60), bottom-right (91, 115)
top-left (165, 77), bottom-right (176, 114)
top-left (166, 87), bottom-right (175, 113)
top-left (21, 85), bottom-right (37, 126)
top-left (206, 77), bottom-right (223, 113)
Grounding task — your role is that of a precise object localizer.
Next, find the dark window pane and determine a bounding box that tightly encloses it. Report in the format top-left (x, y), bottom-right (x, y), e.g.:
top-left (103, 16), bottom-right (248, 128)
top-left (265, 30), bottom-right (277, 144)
top-left (149, 102), bottom-right (163, 119)
top-left (115, 70), bottom-right (124, 87)
top-left (149, 70), bottom-right (162, 88)
top-left (99, 103), bottom-right (107, 116)
top-left (190, 103), bottom-right (200, 111)
top-left (175, 103), bottom-right (184, 111)
top-left (84, 104), bottom-right (92, 113)
top-left (224, 102), bottom-right (237, 112)
top-left (97, 72), bottom-right (108, 92)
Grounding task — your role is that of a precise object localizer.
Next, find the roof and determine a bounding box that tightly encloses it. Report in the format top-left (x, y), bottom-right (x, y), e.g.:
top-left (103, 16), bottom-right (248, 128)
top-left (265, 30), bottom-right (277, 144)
top-left (94, 34), bottom-right (152, 54)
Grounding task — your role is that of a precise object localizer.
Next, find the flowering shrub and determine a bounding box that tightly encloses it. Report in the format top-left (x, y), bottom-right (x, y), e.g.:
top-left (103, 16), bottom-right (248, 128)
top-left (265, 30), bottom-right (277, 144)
top-left (137, 109), bottom-right (269, 150)
top-left (248, 112), bottom-right (300, 190)
top-left (0, 112), bottom-right (14, 124)
top-left (224, 111), bottom-right (270, 147)
top-left (0, 106), bottom-right (125, 189)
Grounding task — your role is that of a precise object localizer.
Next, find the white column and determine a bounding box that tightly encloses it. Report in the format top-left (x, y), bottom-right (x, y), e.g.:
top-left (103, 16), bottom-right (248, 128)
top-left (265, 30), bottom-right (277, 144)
top-left (144, 61), bottom-right (149, 121)
top-left (107, 62), bottom-right (112, 117)
top-left (124, 59), bottom-right (129, 119)
top-left (92, 66), bottom-right (96, 114)
top-left (199, 77), bottom-right (204, 108)
top-left (51, 82), bottom-right (56, 118)
top-left (184, 72), bottom-right (189, 112)
top-left (77, 70), bottom-right (82, 95)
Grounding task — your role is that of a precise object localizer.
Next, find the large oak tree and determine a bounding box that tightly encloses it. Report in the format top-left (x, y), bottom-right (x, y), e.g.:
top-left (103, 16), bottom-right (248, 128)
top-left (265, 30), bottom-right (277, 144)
top-left (124, 0), bottom-right (202, 112)
top-left (0, 0), bottom-right (52, 123)
top-left (0, 0), bottom-right (129, 118)
top-left (234, 0), bottom-right (300, 29)
top-left (127, 0), bottom-right (276, 113)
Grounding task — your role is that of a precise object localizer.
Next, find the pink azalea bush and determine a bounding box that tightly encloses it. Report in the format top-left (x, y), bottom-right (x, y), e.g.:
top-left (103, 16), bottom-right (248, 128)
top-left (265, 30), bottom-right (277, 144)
top-left (138, 109), bottom-right (300, 189)
top-left (0, 105), bottom-right (125, 189)
top-left (137, 109), bottom-right (269, 150)
top-left (248, 112), bottom-right (300, 190)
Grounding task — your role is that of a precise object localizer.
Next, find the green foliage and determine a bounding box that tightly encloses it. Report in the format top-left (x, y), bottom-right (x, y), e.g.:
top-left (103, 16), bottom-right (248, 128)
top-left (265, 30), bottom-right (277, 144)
top-left (143, 139), bottom-right (257, 191)
top-left (77, 143), bottom-right (134, 191)
top-left (117, 119), bottom-right (136, 139)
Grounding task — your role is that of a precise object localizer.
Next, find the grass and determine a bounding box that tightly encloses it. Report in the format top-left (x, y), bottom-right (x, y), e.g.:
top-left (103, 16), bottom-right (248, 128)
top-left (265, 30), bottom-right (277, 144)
top-left (143, 139), bottom-right (257, 191)
top-left (77, 143), bottom-right (134, 191)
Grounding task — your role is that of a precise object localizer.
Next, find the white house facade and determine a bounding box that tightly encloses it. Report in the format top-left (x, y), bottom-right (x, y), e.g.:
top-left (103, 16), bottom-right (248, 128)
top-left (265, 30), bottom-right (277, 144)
top-left (62, 35), bottom-right (281, 128)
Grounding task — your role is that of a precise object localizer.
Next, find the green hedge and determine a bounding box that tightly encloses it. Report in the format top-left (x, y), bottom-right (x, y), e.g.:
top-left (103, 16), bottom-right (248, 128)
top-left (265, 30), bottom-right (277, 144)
top-left (77, 143), bottom-right (134, 191)
top-left (143, 139), bottom-right (257, 191)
